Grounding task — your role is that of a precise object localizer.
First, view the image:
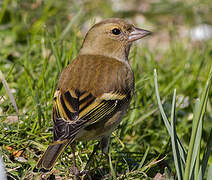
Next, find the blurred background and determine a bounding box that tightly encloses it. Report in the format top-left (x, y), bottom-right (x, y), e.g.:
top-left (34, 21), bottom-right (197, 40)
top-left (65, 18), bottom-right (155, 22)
top-left (0, 0), bottom-right (212, 179)
top-left (1, 0), bottom-right (212, 48)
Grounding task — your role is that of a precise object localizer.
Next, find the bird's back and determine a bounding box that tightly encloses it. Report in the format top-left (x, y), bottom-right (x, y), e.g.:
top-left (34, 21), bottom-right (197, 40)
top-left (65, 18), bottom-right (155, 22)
top-left (58, 54), bottom-right (134, 97)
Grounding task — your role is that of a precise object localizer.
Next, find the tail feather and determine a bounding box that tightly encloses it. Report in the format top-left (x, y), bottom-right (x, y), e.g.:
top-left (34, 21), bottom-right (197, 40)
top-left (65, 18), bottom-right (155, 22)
top-left (34, 140), bottom-right (70, 172)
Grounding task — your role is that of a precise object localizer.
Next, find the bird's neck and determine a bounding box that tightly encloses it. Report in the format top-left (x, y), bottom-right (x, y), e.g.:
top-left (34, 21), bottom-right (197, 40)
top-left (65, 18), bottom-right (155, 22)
top-left (79, 44), bottom-right (131, 63)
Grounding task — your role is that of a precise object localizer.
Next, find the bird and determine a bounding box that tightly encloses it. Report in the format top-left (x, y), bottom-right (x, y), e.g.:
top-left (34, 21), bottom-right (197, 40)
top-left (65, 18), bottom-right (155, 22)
top-left (34, 18), bottom-right (151, 176)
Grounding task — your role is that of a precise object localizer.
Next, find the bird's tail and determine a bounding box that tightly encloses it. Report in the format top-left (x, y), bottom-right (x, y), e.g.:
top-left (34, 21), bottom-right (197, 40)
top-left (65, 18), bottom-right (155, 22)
top-left (34, 140), bottom-right (70, 172)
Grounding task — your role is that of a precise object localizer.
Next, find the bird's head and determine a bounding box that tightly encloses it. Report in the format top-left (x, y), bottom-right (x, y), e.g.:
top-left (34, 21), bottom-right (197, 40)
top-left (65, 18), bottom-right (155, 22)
top-left (79, 18), bottom-right (151, 61)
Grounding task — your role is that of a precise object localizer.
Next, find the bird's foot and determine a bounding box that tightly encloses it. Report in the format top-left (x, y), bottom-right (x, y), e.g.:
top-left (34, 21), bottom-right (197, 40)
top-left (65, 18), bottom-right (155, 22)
top-left (70, 168), bottom-right (89, 179)
top-left (79, 169), bottom-right (88, 176)
top-left (70, 166), bottom-right (80, 177)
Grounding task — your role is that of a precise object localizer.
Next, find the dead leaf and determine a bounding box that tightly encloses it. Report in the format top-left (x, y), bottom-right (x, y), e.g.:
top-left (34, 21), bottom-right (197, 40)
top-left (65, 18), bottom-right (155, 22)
top-left (13, 150), bottom-right (23, 157)
top-left (154, 173), bottom-right (166, 180)
top-left (5, 115), bottom-right (19, 124)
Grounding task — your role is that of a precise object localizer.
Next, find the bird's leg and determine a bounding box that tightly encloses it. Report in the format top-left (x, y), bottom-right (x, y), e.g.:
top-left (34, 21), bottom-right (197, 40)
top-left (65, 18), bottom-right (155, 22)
top-left (70, 142), bottom-right (80, 177)
top-left (103, 152), bottom-right (109, 164)
top-left (80, 142), bottom-right (100, 175)
top-left (79, 136), bottom-right (110, 176)
top-left (100, 136), bottom-right (110, 163)
top-left (77, 136), bottom-right (111, 176)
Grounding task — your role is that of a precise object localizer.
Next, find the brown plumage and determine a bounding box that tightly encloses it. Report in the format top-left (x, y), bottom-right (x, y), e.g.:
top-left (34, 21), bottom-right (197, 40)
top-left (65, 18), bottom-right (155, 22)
top-left (34, 18), bottom-right (151, 176)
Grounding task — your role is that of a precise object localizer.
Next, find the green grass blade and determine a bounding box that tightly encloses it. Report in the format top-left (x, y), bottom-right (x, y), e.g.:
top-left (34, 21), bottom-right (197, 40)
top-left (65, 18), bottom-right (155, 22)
top-left (59, 9), bottom-right (82, 41)
top-left (133, 107), bottom-right (158, 126)
top-left (198, 166), bottom-right (202, 180)
top-left (0, 0), bottom-right (9, 23)
top-left (192, 99), bottom-right (203, 179)
top-left (198, 129), bottom-right (212, 179)
top-left (195, 146), bottom-right (201, 180)
top-left (138, 145), bottom-right (150, 169)
top-left (154, 69), bottom-right (171, 135)
top-left (207, 164), bottom-right (212, 180)
top-left (154, 69), bottom-right (187, 165)
top-left (109, 152), bottom-right (117, 180)
top-left (170, 89), bottom-right (183, 180)
top-left (198, 168), bottom-right (203, 180)
top-left (50, 40), bottom-right (62, 72)
top-left (184, 67), bottom-right (212, 180)
top-left (178, 139), bottom-right (187, 167)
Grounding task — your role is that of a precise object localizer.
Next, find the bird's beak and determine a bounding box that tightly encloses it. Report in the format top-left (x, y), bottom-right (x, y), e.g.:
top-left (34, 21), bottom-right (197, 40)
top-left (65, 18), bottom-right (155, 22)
top-left (128, 26), bottom-right (152, 42)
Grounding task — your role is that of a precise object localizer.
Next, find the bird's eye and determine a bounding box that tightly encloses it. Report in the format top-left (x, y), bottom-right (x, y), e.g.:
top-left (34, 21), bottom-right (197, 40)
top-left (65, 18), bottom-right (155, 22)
top-left (112, 28), bottom-right (121, 35)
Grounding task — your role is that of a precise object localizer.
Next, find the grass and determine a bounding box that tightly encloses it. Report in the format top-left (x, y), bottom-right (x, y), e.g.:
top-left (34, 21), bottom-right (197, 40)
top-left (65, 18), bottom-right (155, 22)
top-left (154, 68), bottom-right (212, 180)
top-left (0, 0), bottom-right (212, 179)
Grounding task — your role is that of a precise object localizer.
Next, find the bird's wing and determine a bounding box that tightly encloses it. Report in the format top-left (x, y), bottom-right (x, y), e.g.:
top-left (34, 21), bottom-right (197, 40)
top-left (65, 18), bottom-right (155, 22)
top-left (34, 87), bottom-right (131, 172)
top-left (52, 88), bottom-right (131, 141)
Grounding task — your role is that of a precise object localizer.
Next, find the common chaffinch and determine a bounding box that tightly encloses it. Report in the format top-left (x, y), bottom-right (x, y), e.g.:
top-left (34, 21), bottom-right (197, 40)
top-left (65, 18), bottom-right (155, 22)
top-left (34, 18), bottom-right (151, 176)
